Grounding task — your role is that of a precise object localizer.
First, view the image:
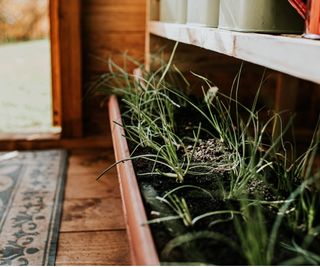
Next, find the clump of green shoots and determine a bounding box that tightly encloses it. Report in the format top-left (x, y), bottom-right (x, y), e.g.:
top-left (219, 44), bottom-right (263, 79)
top-left (179, 67), bottom-right (296, 199)
top-left (95, 43), bottom-right (211, 182)
top-left (148, 185), bottom-right (241, 228)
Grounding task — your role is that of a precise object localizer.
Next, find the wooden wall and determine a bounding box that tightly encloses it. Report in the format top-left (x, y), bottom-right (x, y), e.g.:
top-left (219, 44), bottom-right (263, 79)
top-left (79, 0), bottom-right (319, 142)
top-left (149, 36), bottom-right (278, 117)
top-left (149, 36), bottom-right (320, 145)
top-left (81, 0), bottom-right (147, 136)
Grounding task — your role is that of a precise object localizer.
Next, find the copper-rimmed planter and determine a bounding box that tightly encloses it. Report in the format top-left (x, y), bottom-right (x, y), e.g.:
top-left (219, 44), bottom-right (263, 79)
top-left (108, 95), bottom-right (160, 265)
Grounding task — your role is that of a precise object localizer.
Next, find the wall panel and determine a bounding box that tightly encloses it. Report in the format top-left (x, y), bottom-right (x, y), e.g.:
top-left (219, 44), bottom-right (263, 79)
top-left (82, 0), bottom-right (146, 135)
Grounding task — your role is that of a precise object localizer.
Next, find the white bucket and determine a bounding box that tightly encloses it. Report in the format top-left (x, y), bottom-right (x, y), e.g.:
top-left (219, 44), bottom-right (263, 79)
top-left (187, 0), bottom-right (220, 27)
top-left (160, 0), bottom-right (187, 23)
top-left (219, 0), bottom-right (303, 33)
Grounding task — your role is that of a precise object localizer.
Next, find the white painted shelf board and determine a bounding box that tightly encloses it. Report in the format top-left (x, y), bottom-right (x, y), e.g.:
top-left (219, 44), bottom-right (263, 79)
top-left (149, 21), bottom-right (320, 84)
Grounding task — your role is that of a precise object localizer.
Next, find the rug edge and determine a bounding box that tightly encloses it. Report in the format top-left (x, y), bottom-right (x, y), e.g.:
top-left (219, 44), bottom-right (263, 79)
top-left (45, 150), bottom-right (69, 266)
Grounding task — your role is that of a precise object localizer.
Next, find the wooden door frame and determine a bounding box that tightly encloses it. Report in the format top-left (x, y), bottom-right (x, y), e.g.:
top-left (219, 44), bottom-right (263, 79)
top-left (50, 0), bottom-right (82, 138)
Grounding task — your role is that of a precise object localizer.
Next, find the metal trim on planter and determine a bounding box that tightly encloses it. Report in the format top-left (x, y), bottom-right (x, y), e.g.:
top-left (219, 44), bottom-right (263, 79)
top-left (108, 95), bottom-right (160, 266)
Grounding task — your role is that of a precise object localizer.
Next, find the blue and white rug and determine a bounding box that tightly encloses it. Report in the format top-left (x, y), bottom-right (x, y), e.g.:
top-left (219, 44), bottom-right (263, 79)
top-left (0, 150), bottom-right (67, 265)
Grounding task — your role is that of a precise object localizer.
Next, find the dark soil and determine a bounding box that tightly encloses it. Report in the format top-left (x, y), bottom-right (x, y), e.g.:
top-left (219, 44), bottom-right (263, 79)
top-left (121, 105), bottom-right (319, 265)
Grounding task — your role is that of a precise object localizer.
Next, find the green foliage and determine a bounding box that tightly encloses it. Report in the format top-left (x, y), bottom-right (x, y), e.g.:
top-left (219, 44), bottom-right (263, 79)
top-left (93, 43), bottom-right (320, 265)
top-left (234, 200), bottom-right (269, 265)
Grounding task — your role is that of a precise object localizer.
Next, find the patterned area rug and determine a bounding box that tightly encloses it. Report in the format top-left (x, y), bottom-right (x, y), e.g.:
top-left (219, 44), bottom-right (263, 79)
top-left (0, 150), bottom-right (67, 265)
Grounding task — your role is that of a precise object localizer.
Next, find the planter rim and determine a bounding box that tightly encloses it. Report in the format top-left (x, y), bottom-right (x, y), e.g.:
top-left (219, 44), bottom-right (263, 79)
top-left (108, 95), bottom-right (160, 266)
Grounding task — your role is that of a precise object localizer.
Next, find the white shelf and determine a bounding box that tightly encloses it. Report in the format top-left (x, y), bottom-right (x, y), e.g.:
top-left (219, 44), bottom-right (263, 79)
top-left (149, 21), bottom-right (320, 84)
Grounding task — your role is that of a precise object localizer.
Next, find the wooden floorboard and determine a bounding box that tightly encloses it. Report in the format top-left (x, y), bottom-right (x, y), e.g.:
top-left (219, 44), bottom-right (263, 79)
top-left (0, 136), bottom-right (112, 150)
top-left (60, 197), bottom-right (125, 232)
top-left (56, 231), bottom-right (130, 266)
top-left (56, 147), bottom-right (131, 265)
top-left (64, 148), bottom-right (121, 199)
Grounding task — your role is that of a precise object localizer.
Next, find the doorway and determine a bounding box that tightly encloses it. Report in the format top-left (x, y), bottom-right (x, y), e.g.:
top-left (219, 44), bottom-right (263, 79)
top-left (0, 0), bottom-right (82, 145)
top-left (0, 0), bottom-right (60, 137)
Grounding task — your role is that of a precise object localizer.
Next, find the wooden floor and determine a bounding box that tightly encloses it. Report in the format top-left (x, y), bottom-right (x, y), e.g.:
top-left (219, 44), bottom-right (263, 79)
top-left (55, 147), bottom-right (131, 265)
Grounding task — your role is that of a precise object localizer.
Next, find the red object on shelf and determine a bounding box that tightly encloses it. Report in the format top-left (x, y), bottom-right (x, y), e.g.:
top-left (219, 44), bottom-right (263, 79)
top-left (288, 0), bottom-right (307, 19)
top-left (289, 0), bottom-right (320, 39)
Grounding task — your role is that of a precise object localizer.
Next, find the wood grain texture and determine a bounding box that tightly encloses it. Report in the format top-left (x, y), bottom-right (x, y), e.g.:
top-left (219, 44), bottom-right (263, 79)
top-left (56, 148), bottom-right (130, 265)
top-left (59, 0), bottom-right (83, 138)
top-left (64, 149), bottom-right (120, 199)
top-left (60, 197), bottom-right (125, 232)
top-left (49, 0), bottom-right (62, 127)
top-left (145, 0), bottom-right (151, 70)
top-left (0, 136), bottom-right (112, 151)
top-left (64, 172), bottom-right (121, 200)
top-left (82, 0), bottom-right (146, 136)
top-left (56, 231), bottom-right (130, 266)
top-left (83, 33), bottom-right (145, 73)
top-left (149, 21), bottom-right (320, 84)
top-left (82, 0), bottom-right (145, 33)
